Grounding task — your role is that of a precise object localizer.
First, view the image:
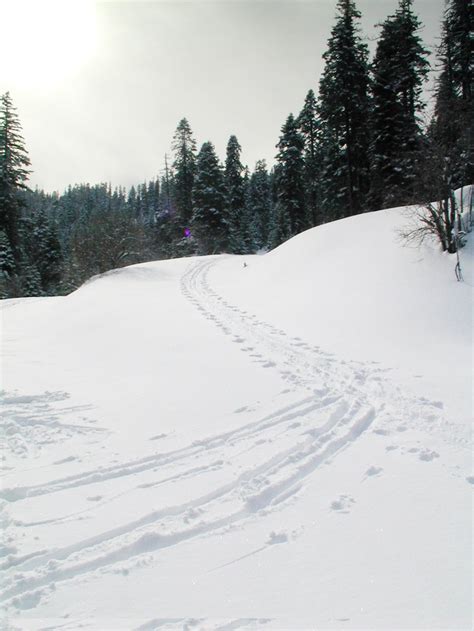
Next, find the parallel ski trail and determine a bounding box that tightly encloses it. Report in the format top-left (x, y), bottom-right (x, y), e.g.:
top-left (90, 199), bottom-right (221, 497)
top-left (1, 398), bottom-right (373, 604)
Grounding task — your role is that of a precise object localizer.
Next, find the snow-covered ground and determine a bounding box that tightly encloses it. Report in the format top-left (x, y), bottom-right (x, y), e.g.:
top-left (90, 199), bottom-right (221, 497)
top-left (1, 204), bottom-right (472, 630)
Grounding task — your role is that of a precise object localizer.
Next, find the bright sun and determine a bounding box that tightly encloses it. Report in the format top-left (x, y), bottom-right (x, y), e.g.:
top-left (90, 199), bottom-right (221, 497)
top-left (0, 0), bottom-right (98, 88)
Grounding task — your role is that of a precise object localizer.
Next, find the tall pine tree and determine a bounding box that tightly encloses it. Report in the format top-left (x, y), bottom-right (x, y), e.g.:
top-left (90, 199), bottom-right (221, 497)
top-left (430, 0), bottom-right (473, 189)
top-left (318, 0), bottom-right (371, 220)
top-left (272, 113), bottom-right (307, 246)
top-left (224, 135), bottom-right (246, 253)
top-left (20, 209), bottom-right (63, 293)
top-left (370, 0), bottom-right (430, 208)
top-left (171, 118), bottom-right (197, 233)
top-left (297, 89), bottom-right (321, 226)
top-left (191, 142), bottom-right (227, 254)
top-left (247, 160), bottom-right (272, 251)
top-left (0, 92), bottom-right (31, 258)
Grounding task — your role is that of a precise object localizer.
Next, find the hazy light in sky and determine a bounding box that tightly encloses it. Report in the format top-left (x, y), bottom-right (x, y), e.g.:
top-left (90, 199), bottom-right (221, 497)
top-left (0, 0), bottom-right (445, 193)
top-left (0, 1), bottom-right (98, 88)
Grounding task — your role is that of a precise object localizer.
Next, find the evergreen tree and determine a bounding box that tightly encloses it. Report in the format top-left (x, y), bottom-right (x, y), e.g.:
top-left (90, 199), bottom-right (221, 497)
top-left (0, 229), bottom-right (14, 278)
top-left (370, 0), bottom-right (430, 208)
top-left (297, 89), bottom-right (321, 225)
top-left (247, 160), bottom-right (272, 250)
top-left (224, 135), bottom-right (246, 253)
top-left (172, 118), bottom-right (197, 233)
top-left (147, 179), bottom-right (160, 225)
top-left (240, 167), bottom-right (257, 253)
top-left (430, 0), bottom-right (473, 189)
top-left (191, 142), bottom-right (227, 254)
top-left (154, 155), bottom-right (182, 256)
top-left (273, 113), bottom-right (307, 244)
top-left (127, 185), bottom-right (137, 213)
top-left (0, 92), bottom-right (31, 257)
top-left (0, 229), bottom-right (15, 297)
top-left (21, 263), bottom-right (42, 297)
top-left (318, 0), bottom-right (371, 220)
top-left (21, 210), bottom-right (62, 293)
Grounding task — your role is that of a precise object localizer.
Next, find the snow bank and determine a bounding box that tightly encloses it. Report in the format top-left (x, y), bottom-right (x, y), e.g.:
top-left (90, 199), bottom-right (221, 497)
top-left (212, 206), bottom-right (472, 424)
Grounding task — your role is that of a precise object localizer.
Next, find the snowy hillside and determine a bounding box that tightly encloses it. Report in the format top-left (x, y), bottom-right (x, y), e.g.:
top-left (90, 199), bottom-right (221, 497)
top-left (1, 205), bottom-right (472, 630)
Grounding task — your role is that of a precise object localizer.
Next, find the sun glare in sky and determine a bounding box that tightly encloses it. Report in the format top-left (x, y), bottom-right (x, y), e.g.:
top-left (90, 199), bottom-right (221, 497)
top-left (1, 0), bottom-right (98, 88)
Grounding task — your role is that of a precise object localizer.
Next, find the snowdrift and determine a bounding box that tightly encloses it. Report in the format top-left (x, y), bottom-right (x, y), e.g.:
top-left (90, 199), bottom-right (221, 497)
top-left (1, 205), bottom-right (472, 630)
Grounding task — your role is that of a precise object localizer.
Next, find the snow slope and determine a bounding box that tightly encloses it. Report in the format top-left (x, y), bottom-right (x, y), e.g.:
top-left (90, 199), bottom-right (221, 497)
top-left (1, 205), bottom-right (472, 630)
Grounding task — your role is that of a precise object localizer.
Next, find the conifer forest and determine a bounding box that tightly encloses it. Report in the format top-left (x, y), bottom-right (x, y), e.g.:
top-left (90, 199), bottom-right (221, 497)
top-left (0, 0), bottom-right (472, 299)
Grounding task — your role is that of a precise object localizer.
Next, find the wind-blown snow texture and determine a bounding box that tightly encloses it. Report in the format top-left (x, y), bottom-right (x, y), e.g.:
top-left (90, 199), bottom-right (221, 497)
top-left (1, 206), bottom-right (472, 630)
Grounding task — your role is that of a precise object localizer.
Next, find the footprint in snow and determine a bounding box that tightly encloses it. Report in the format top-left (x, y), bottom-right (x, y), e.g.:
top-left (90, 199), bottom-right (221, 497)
top-left (266, 531), bottom-right (288, 545)
top-left (149, 433), bottom-right (167, 441)
top-left (365, 466), bottom-right (383, 478)
top-left (330, 495), bottom-right (355, 513)
top-left (466, 476), bottom-right (474, 485)
top-left (12, 589), bottom-right (44, 610)
top-left (53, 455), bottom-right (77, 465)
top-left (418, 449), bottom-right (440, 462)
top-left (418, 397), bottom-right (444, 410)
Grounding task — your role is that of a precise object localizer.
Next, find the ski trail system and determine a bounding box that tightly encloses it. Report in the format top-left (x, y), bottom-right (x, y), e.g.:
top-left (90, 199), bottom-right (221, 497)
top-left (0, 257), bottom-right (457, 623)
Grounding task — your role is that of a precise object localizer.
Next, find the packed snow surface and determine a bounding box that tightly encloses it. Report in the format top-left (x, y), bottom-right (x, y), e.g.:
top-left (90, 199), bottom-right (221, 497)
top-left (1, 206), bottom-right (472, 630)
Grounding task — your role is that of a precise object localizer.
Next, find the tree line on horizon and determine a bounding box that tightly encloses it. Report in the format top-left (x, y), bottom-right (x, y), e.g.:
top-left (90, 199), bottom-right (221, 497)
top-left (0, 0), bottom-right (472, 298)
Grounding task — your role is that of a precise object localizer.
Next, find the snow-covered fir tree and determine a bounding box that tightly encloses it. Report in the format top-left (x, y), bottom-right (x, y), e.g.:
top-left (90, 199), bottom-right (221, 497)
top-left (430, 0), bottom-right (473, 189)
top-left (318, 0), bottom-right (371, 220)
top-left (0, 230), bottom-right (15, 298)
top-left (273, 113), bottom-right (308, 246)
top-left (20, 210), bottom-right (62, 294)
top-left (172, 118), bottom-right (197, 231)
top-left (0, 229), bottom-right (14, 276)
top-left (370, 0), bottom-right (429, 209)
top-left (21, 263), bottom-right (42, 297)
top-left (246, 160), bottom-right (273, 251)
top-left (0, 229), bottom-right (15, 297)
top-left (191, 141), bottom-right (227, 254)
top-left (0, 92), bottom-right (31, 258)
top-left (224, 135), bottom-right (247, 254)
top-left (146, 179), bottom-right (160, 226)
top-left (297, 89), bottom-right (321, 226)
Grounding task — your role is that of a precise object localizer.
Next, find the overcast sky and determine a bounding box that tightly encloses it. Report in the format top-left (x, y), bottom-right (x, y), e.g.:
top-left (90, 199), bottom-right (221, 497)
top-left (1, 0), bottom-right (446, 193)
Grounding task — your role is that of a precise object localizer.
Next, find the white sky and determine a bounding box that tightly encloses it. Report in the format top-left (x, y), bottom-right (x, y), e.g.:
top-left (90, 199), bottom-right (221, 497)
top-left (0, 0), bottom-right (446, 193)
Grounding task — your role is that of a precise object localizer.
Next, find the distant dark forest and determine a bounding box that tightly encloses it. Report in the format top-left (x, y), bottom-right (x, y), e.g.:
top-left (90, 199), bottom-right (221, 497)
top-left (0, 0), bottom-right (472, 298)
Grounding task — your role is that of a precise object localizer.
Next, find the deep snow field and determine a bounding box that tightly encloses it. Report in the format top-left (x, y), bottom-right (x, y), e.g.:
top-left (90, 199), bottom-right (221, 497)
top-left (1, 203), bottom-right (472, 630)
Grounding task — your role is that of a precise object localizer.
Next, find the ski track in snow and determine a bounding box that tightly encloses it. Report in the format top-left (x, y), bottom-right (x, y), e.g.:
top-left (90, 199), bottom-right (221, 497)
top-left (135, 619), bottom-right (273, 631)
top-left (0, 257), bottom-right (456, 614)
top-left (180, 258), bottom-right (453, 440)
